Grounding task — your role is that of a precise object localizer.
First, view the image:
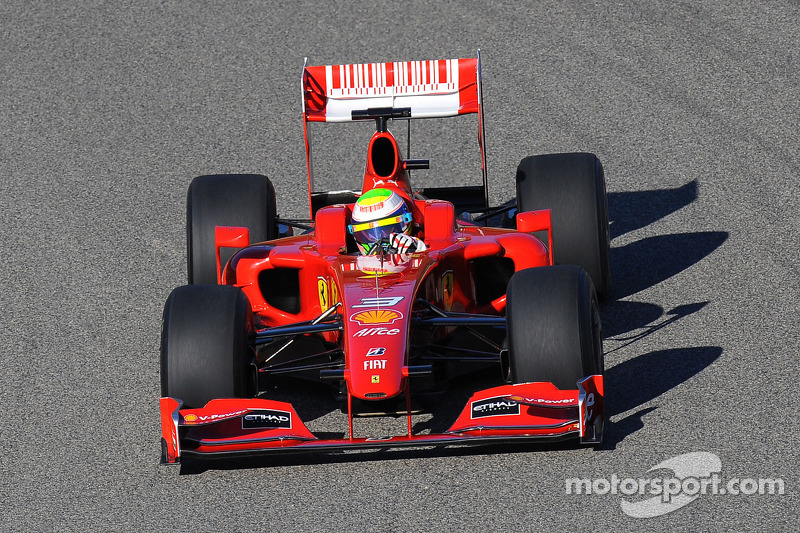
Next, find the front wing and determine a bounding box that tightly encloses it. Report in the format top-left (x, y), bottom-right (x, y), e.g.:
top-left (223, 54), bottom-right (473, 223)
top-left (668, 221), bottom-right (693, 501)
top-left (160, 375), bottom-right (603, 464)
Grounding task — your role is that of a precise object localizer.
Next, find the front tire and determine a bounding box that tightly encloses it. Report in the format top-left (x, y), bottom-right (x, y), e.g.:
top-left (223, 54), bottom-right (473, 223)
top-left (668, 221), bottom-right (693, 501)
top-left (160, 284), bottom-right (256, 408)
top-left (506, 265), bottom-right (603, 390)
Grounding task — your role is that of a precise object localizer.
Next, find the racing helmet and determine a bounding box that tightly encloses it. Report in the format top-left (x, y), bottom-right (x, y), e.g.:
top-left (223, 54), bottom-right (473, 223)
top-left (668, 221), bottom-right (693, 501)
top-left (348, 188), bottom-right (413, 255)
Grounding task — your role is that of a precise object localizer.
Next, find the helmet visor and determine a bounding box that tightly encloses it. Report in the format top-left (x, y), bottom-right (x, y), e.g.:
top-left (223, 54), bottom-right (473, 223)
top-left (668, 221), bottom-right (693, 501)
top-left (349, 212), bottom-right (412, 245)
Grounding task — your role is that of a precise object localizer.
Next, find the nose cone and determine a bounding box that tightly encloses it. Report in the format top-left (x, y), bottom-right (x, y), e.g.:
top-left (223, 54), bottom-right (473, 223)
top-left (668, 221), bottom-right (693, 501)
top-left (346, 306), bottom-right (408, 400)
top-left (337, 254), bottom-right (428, 401)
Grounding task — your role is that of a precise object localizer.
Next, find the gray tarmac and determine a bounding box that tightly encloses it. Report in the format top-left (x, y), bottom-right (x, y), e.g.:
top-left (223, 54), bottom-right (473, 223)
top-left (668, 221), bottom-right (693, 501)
top-left (1, 1), bottom-right (797, 531)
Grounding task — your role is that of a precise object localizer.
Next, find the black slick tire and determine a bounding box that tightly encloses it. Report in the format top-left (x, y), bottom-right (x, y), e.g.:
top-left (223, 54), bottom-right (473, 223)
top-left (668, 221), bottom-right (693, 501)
top-left (506, 265), bottom-right (603, 390)
top-left (160, 284), bottom-right (256, 408)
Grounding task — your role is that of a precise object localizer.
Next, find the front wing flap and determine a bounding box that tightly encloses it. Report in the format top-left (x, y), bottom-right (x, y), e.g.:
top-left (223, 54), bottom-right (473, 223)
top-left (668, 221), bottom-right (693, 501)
top-left (160, 375), bottom-right (603, 464)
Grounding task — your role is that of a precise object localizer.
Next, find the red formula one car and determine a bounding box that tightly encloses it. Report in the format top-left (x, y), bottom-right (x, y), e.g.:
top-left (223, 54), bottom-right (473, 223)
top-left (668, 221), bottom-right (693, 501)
top-left (159, 53), bottom-right (611, 464)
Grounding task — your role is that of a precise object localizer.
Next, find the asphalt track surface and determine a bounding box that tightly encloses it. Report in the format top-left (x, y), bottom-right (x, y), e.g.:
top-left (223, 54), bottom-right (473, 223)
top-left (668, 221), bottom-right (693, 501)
top-left (1, 1), bottom-right (797, 531)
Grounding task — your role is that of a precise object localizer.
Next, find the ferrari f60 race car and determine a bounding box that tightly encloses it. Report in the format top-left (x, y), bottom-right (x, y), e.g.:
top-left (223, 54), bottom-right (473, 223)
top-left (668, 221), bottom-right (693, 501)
top-left (159, 53), bottom-right (611, 464)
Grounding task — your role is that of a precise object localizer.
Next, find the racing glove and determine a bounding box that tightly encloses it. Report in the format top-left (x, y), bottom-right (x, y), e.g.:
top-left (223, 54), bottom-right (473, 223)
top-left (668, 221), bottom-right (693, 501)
top-left (388, 233), bottom-right (427, 253)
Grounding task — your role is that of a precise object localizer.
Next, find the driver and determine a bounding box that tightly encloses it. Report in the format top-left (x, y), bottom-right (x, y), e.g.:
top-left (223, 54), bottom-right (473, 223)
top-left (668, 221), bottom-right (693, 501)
top-left (348, 188), bottom-right (426, 255)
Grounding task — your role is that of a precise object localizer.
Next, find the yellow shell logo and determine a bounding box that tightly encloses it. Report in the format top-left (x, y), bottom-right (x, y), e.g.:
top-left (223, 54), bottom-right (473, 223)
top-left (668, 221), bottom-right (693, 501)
top-left (350, 309), bottom-right (403, 325)
top-left (183, 414), bottom-right (198, 423)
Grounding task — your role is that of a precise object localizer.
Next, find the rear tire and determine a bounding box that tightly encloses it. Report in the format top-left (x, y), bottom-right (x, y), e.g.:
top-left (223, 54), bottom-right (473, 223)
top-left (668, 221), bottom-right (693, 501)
top-left (160, 284), bottom-right (256, 408)
top-left (516, 153), bottom-right (611, 299)
top-left (506, 265), bottom-right (603, 390)
top-left (187, 174), bottom-right (278, 284)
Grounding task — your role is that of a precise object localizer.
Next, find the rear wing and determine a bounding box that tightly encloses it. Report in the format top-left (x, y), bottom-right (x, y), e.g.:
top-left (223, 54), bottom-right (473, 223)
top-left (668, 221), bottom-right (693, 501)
top-left (301, 52), bottom-right (487, 216)
top-left (303, 57), bottom-right (481, 121)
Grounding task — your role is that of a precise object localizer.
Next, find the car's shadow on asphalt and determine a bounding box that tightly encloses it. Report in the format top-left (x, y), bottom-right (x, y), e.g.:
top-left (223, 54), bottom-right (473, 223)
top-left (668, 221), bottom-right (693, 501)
top-left (597, 179), bottom-right (726, 448)
top-left (607, 180), bottom-right (728, 301)
top-left (599, 345), bottom-right (723, 450)
top-left (608, 179), bottom-right (699, 240)
top-left (609, 232), bottom-right (728, 300)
